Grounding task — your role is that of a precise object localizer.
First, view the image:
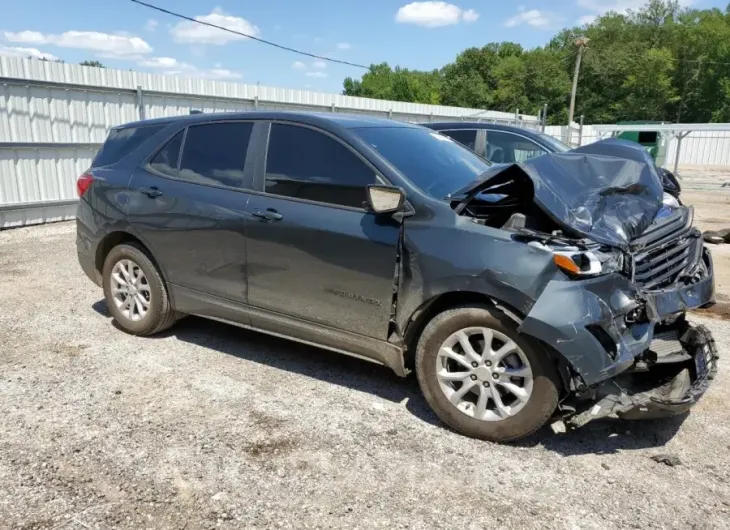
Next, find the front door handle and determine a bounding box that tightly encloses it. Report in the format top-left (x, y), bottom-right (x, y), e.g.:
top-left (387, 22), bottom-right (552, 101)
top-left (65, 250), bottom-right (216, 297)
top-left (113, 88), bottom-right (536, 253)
top-left (140, 186), bottom-right (162, 198)
top-left (251, 208), bottom-right (283, 222)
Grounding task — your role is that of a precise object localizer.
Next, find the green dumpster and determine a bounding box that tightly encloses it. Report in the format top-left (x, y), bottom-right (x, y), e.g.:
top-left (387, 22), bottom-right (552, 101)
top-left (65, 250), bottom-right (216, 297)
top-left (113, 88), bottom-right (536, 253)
top-left (615, 121), bottom-right (668, 167)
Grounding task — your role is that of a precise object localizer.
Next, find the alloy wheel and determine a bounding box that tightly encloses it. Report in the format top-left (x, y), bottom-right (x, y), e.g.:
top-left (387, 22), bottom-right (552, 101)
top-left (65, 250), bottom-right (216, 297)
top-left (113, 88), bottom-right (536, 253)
top-left (436, 327), bottom-right (534, 421)
top-left (110, 259), bottom-right (151, 322)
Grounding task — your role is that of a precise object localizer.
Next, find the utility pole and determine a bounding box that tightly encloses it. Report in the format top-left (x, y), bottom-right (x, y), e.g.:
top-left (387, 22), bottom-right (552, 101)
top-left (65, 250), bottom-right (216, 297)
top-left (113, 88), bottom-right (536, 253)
top-left (568, 36), bottom-right (589, 126)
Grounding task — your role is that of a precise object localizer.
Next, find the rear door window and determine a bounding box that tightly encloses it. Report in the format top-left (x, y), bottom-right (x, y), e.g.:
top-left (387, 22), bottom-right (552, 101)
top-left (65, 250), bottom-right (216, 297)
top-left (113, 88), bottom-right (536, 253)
top-left (178, 122), bottom-right (254, 188)
top-left (440, 129), bottom-right (478, 151)
top-left (148, 131), bottom-right (184, 178)
top-left (93, 125), bottom-right (165, 167)
top-left (484, 131), bottom-right (547, 163)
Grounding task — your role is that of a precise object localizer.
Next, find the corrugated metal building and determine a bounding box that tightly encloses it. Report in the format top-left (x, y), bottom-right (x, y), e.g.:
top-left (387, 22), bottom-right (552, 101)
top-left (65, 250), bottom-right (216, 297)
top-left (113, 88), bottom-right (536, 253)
top-left (0, 56), bottom-right (538, 228)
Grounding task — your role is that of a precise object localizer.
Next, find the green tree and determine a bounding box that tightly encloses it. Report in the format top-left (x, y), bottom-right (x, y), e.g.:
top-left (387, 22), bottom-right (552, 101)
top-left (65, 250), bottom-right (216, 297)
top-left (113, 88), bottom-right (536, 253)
top-left (622, 48), bottom-right (678, 120)
top-left (523, 49), bottom-right (571, 122)
top-left (342, 62), bottom-right (440, 104)
top-left (80, 60), bottom-right (105, 68)
top-left (341, 0), bottom-right (730, 124)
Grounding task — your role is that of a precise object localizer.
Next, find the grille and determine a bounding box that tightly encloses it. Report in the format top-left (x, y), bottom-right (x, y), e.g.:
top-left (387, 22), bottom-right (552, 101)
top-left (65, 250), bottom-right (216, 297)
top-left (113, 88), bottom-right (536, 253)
top-left (630, 207), bottom-right (700, 291)
top-left (633, 235), bottom-right (699, 290)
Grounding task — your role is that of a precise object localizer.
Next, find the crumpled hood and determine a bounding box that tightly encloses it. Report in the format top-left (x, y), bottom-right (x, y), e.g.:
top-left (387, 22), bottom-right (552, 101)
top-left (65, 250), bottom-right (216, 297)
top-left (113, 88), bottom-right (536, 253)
top-left (452, 139), bottom-right (665, 251)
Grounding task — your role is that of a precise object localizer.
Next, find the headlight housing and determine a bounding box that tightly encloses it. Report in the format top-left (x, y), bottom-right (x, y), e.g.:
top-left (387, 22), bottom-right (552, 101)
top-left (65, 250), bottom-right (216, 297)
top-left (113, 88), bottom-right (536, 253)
top-left (662, 191), bottom-right (680, 208)
top-left (530, 242), bottom-right (626, 278)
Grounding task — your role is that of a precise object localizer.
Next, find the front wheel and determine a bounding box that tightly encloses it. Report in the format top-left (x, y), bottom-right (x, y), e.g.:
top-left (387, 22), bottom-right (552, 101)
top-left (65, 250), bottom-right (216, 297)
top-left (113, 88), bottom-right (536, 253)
top-left (102, 243), bottom-right (179, 336)
top-left (415, 305), bottom-right (560, 442)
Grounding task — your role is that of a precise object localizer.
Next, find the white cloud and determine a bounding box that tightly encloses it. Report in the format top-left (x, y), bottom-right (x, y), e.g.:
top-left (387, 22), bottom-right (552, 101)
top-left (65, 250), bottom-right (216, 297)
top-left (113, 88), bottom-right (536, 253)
top-left (395, 2), bottom-right (479, 27)
top-left (462, 9), bottom-right (479, 23)
top-left (170, 7), bottom-right (260, 45)
top-left (505, 8), bottom-right (557, 29)
top-left (336, 42), bottom-right (351, 50)
top-left (3, 30), bottom-right (46, 44)
top-left (145, 19), bottom-right (159, 32)
top-left (3, 30), bottom-right (152, 58)
top-left (294, 59), bottom-right (328, 76)
top-left (138, 55), bottom-right (242, 80)
top-left (577, 0), bottom-right (694, 17)
top-left (578, 14), bottom-right (597, 24)
top-left (203, 68), bottom-right (242, 80)
top-left (0, 45), bottom-right (58, 61)
top-left (139, 56), bottom-right (192, 69)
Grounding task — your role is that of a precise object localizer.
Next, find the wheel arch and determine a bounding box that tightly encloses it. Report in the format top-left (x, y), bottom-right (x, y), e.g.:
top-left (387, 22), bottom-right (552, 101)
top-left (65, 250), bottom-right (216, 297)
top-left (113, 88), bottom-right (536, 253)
top-left (95, 231), bottom-right (170, 288)
top-left (402, 291), bottom-right (574, 395)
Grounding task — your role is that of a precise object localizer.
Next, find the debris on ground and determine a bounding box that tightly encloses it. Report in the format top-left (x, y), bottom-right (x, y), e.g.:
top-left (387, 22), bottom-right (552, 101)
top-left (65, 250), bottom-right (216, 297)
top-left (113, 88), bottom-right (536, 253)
top-left (651, 454), bottom-right (683, 467)
top-left (703, 228), bottom-right (730, 244)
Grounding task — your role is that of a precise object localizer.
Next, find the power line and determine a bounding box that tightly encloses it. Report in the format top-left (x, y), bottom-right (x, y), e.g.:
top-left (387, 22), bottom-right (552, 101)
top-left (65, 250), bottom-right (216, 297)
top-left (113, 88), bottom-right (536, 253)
top-left (129, 0), bottom-right (370, 69)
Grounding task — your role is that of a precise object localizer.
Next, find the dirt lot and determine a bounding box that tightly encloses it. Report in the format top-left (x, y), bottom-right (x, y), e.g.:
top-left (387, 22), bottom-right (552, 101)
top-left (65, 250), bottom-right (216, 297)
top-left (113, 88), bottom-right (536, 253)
top-left (2, 191), bottom-right (730, 529)
top-left (684, 189), bottom-right (730, 319)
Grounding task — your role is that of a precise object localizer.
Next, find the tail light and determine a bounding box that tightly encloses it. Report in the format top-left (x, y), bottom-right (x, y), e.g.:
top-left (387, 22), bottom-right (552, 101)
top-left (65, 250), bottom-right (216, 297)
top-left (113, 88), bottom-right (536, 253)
top-left (77, 172), bottom-right (94, 197)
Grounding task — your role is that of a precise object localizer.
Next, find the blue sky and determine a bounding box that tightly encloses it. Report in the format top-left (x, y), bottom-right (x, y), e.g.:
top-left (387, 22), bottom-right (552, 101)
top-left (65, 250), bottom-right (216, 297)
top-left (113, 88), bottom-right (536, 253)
top-left (0, 0), bottom-right (725, 93)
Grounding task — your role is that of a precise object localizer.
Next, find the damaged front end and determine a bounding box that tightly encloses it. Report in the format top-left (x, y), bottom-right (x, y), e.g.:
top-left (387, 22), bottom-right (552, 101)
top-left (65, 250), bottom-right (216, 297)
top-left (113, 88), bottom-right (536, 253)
top-left (450, 140), bottom-right (719, 430)
top-left (566, 320), bottom-right (718, 429)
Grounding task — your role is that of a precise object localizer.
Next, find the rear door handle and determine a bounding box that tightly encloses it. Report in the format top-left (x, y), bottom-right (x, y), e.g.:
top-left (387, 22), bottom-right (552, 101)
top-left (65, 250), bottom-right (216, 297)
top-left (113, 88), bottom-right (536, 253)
top-left (251, 208), bottom-right (283, 221)
top-left (140, 186), bottom-right (162, 198)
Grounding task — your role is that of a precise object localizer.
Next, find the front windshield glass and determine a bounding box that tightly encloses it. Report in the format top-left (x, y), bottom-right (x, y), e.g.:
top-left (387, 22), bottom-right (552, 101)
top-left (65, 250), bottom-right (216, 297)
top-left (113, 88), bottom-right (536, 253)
top-left (538, 132), bottom-right (572, 153)
top-left (355, 127), bottom-right (492, 198)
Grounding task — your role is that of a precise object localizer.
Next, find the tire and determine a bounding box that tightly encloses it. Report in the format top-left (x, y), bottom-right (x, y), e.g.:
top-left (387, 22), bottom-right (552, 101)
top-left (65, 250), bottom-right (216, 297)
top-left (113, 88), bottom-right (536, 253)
top-left (415, 304), bottom-right (559, 442)
top-left (102, 242), bottom-right (178, 336)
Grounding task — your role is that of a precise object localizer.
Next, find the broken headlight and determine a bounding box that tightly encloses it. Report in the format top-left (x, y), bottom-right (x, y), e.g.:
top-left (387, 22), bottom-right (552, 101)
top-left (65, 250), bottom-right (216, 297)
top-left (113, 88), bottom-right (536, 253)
top-left (552, 248), bottom-right (626, 278)
top-left (530, 242), bottom-right (626, 278)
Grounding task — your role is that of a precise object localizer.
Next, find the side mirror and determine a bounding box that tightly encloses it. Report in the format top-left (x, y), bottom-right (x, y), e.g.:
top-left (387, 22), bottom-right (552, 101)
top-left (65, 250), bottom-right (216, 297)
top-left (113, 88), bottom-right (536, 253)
top-left (367, 185), bottom-right (405, 214)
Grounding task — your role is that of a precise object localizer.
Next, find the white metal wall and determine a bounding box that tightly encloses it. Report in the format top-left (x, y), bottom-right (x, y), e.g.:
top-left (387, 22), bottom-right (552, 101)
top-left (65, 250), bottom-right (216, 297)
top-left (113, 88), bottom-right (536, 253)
top-left (544, 124), bottom-right (730, 169)
top-left (0, 56), bottom-right (540, 227)
top-left (665, 131), bottom-right (730, 167)
top-left (3, 55), bottom-right (729, 229)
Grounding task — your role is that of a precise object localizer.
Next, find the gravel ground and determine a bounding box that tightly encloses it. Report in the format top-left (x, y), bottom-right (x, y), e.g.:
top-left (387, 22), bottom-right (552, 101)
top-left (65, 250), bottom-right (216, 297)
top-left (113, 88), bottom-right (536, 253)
top-left (1, 221), bottom-right (729, 530)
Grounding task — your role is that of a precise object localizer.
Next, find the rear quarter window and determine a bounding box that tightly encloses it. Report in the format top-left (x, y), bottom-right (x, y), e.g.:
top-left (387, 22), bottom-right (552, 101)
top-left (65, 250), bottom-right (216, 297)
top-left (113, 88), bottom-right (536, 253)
top-left (93, 125), bottom-right (165, 167)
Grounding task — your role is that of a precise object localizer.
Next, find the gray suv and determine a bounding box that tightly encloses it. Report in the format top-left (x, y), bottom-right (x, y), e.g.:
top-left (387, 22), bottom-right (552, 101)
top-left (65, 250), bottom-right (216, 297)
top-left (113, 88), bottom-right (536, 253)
top-left (76, 112), bottom-right (718, 442)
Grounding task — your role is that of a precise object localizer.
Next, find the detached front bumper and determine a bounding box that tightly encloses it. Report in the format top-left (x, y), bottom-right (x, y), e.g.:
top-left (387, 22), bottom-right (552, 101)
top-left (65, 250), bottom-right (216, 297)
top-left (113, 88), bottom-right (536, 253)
top-left (565, 322), bottom-right (718, 429)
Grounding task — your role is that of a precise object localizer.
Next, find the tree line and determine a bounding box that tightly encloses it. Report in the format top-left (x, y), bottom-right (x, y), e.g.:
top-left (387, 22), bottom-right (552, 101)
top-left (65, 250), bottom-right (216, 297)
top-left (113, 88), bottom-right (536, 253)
top-left (342, 0), bottom-right (730, 124)
top-left (35, 58), bottom-right (105, 68)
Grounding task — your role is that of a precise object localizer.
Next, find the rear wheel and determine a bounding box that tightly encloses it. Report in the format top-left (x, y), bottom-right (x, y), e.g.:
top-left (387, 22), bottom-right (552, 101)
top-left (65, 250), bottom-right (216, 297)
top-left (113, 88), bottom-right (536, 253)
top-left (415, 305), bottom-right (559, 442)
top-left (102, 243), bottom-right (178, 335)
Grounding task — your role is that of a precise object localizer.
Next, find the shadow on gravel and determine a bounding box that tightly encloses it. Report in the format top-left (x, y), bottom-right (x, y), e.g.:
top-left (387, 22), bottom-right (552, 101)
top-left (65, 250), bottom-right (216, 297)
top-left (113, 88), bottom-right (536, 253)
top-left (517, 414), bottom-right (688, 456)
top-left (92, 300), bottom-right (689, 447)
top-left (92, 301), bottom-right (441, 428)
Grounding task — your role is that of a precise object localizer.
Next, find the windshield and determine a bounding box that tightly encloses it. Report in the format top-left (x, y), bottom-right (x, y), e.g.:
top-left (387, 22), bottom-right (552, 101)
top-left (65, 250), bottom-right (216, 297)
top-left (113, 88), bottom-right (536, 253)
top-left (355, 127), bottom-right (492, 198)
top-left (538, 133), bottom-right (572, 153)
